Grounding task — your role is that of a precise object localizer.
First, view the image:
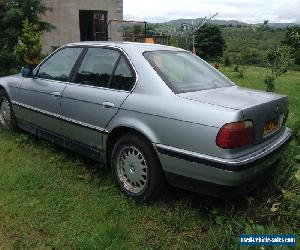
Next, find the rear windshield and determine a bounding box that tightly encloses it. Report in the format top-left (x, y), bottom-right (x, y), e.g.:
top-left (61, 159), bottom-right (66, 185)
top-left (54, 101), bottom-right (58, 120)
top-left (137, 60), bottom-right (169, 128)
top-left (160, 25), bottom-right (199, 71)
top-left (144, 51), bottom-right (234, 93)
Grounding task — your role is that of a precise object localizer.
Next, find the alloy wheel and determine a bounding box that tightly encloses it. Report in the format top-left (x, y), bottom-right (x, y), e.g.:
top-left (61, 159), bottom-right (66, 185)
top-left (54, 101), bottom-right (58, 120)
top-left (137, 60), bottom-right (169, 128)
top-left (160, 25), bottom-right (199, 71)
top-left (0, 98), bottom-right (11, 126)
top-left (116, 145), bottom-right (148, 194)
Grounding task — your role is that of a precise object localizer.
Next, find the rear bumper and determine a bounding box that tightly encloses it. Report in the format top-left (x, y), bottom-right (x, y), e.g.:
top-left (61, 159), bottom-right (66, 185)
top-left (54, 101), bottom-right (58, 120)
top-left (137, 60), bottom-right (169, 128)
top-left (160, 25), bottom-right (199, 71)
top-left (156, 128), bottom-right (292, 197)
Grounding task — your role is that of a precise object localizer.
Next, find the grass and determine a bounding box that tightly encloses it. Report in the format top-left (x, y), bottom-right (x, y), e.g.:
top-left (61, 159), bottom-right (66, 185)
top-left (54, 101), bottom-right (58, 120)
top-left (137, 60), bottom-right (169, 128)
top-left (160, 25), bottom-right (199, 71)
top-left (0, 65), bottom-right (300, 249)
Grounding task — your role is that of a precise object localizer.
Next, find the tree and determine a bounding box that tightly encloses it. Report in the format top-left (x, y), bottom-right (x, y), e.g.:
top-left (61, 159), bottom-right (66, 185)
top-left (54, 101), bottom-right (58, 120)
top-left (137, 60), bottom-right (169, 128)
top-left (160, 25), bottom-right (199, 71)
top-left (283, 26), bottom-right (300, 48)
top-left (282, 25), bottom-right (300, 65)
top-left (264, 46), bottom-right (294, 92)
top-left (0, 0), bottom-right (53, 76)
top-left (194, 24), bottom-right (226, 60)
top-left (257, 20), bottom-right (272, 32)
top-left (16, 19), bottom-right (42, 67)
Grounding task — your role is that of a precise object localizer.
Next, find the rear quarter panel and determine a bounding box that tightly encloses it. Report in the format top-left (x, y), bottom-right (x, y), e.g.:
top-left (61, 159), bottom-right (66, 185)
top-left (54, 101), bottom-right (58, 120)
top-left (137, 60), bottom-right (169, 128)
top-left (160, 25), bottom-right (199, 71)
top-left (106, 93), bottom-right (243, 158)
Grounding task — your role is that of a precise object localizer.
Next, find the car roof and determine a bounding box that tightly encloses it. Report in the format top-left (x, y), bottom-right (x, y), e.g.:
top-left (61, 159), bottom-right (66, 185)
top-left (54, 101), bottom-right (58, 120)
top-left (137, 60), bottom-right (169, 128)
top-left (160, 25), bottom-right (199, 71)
top-left (65, 41), bottom-right (183, 52)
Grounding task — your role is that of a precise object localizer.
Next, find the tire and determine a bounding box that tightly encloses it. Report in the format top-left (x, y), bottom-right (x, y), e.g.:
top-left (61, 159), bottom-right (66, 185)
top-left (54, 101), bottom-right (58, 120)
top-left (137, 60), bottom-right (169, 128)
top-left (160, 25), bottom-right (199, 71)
top-left (0, 90), bottom-right (17, 130)
top-left (111, 133), bottom-right (164, 203)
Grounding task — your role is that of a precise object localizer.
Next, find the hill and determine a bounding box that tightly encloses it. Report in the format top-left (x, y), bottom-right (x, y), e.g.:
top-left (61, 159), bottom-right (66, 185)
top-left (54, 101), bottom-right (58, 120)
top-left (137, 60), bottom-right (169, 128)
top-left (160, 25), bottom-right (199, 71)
top-left (150, 18), bottom-right (298, 34)
top-left (158, 18), bottom-right (248, 27)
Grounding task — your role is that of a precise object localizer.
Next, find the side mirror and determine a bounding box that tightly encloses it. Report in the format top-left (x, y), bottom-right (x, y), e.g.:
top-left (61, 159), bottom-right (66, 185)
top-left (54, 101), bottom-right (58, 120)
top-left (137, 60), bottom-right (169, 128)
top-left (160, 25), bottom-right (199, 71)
top-left (21, 67), bottom-right (34, 78)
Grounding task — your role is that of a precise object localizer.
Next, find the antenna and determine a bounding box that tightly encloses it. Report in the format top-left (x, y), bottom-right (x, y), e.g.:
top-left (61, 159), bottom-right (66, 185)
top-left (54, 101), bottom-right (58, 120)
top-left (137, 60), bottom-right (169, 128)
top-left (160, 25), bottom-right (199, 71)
top-left (196, 13), bottom-right (218, 30)
top-left (192, 13), bottom-right (218, 53)
top-left (173, 12), bottom-right (219, 52)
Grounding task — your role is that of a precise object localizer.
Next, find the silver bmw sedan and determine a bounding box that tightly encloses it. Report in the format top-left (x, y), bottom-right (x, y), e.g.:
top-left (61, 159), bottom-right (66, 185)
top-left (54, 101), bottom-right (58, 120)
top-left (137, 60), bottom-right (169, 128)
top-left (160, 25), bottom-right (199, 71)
top-left (0, 42), bottom-right (292, 202)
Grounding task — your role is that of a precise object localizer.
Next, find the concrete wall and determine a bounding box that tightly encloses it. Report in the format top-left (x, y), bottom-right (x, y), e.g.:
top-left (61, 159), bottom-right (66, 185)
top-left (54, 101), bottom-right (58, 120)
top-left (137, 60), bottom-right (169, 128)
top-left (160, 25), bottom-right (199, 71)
top-left (41, 0), bottom-right (123, 54)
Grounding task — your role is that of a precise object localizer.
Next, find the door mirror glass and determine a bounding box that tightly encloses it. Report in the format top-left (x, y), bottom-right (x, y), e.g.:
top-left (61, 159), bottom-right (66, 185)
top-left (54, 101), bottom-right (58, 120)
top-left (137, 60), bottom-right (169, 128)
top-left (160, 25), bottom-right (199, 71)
top-left (21, 67), bottom-right (34, 78)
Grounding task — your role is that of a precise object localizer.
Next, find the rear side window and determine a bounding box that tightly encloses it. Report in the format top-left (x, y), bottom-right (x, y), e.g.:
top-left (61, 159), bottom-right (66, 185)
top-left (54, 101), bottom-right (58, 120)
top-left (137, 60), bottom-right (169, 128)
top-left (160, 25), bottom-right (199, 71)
top-left (37, 47), bottom-right (83, 81)
top-left (74, 47), bottom-right (135, 91)
top-left (75, 48), bottom-right (119, 88)
top-left (109, 57), bottom-right (135, 91)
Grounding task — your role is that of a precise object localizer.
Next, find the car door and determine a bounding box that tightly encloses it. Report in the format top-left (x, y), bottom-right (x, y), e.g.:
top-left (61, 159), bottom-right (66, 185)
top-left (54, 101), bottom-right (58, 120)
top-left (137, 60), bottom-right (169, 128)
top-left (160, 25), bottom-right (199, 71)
top-left (61, 46), bottom-right (136, 151)
top-left (18, 47), bottom-right (83, 134)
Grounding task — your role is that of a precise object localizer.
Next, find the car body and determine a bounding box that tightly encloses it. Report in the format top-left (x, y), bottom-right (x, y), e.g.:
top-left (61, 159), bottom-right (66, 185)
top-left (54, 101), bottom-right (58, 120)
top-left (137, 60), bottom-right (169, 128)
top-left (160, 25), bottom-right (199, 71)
top-left (0, 42), bottom-right (292, 201)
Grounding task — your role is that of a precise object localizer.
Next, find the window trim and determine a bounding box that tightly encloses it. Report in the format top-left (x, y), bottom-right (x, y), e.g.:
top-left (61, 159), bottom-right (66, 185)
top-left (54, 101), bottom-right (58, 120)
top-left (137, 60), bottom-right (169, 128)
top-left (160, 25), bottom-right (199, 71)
top-left (69, 45), bottom-right (137, 92)
top-left (34, 46), bottom-right (85, 83)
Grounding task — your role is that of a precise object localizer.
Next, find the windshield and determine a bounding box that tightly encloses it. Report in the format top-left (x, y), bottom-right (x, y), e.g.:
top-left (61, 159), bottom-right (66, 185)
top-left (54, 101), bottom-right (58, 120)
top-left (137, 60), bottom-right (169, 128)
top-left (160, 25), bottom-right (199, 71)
top-left (144, 51), bottom-right (234, 93)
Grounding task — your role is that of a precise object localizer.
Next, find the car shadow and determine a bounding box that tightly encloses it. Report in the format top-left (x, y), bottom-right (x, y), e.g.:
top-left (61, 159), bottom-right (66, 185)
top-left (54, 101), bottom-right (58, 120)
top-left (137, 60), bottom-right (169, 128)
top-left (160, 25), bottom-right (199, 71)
top-left (158, 173), bottom-right (280, 216)
top-left (10, 129), bottom-right (278, 213)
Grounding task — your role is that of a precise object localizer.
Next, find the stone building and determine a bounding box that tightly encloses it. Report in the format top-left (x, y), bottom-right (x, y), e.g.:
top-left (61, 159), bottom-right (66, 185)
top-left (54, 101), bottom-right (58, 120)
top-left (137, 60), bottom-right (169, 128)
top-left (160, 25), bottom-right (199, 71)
top-left (41, 0), bottom-right (123, 54)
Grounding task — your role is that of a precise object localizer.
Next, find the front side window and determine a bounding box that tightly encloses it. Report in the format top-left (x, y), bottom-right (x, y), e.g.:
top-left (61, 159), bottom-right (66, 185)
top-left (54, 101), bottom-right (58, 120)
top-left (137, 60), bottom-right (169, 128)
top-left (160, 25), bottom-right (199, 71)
top-left (75, 48), bottom-right (120, 88)
top-left (37, 47), bottom-right (83, 81)
top-left (144, 51), bottom-right (234, 93)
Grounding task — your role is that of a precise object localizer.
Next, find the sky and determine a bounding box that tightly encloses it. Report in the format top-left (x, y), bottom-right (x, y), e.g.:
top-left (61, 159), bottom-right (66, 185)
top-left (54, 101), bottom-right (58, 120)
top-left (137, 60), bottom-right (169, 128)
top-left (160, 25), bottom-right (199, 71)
top-left (124, 0), bottom-right (300, 24)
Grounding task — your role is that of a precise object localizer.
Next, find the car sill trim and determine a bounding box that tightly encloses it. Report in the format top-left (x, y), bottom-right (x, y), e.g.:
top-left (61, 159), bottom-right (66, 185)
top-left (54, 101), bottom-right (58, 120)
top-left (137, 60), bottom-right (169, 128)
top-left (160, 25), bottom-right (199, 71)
top-left (12, 101), bottom-right (108, 134)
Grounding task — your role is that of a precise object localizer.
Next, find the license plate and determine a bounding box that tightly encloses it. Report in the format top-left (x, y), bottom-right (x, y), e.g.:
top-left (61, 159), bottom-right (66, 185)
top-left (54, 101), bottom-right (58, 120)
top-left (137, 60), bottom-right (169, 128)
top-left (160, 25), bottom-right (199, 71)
top-left (263, 118), bottom-right (280, 136)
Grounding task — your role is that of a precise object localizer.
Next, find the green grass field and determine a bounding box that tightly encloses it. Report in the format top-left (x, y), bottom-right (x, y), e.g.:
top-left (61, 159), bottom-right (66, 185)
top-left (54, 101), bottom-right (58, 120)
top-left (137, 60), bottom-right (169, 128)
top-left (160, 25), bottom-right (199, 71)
top-left (0, 66), bottom-right (299, 249)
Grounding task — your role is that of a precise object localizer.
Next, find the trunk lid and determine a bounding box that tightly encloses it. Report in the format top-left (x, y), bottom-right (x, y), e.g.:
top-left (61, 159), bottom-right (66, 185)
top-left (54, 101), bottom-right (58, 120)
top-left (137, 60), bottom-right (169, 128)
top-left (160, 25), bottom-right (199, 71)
top-left (178, 86), bottom-right (289, 143)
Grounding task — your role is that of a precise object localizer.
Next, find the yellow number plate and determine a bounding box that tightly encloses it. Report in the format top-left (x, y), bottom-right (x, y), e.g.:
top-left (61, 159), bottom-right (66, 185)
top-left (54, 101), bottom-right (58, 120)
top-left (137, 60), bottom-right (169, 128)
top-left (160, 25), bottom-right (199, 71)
top-left (264, 118), bottom-right (280, 136)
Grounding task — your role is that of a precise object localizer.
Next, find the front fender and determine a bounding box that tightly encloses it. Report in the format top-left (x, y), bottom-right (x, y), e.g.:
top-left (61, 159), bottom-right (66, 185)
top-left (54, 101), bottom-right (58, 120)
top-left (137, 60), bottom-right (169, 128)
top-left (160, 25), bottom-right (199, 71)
top-left (0, 74), bottom-right (23, 101)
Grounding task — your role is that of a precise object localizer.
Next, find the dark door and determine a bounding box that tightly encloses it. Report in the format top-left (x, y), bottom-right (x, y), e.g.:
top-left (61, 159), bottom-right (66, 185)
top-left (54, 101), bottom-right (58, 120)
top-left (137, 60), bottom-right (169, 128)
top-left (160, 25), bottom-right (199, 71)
top-left (79, 10), bottom-right (108, 41)
top-left (93, 11), bottom-right (108, 41)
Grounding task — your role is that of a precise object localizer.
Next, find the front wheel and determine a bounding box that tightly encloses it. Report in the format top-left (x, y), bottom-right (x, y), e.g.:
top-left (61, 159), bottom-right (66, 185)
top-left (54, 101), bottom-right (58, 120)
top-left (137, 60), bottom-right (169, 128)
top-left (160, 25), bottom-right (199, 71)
top-left (111, 134), bottom-right (164, 203)
top-left (0, 90), bottom-right (16, 129)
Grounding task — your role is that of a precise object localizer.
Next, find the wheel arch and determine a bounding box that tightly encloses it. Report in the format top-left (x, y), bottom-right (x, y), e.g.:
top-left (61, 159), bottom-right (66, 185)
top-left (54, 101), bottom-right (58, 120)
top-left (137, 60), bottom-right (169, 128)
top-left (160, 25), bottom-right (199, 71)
top-left (105, 125), bottom-right (159, 169)
top-left (0, 84), bottom-right (12, 100)
top-left (0, 84), bottom-right (7, 94)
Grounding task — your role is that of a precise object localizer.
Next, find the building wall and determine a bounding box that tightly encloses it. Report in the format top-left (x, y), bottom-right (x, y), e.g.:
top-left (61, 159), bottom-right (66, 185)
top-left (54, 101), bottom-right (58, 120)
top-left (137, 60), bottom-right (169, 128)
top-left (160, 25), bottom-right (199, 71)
top-left (41, 0), bottom-right (123, 54)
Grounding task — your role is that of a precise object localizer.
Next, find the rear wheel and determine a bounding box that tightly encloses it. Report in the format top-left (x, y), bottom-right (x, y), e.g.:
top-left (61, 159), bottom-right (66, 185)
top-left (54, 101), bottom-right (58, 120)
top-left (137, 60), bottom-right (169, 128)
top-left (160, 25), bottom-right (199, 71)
top-left (111, 134), bottom-right (164, 202)
top-left (0, 90), bottom-right (17, 129)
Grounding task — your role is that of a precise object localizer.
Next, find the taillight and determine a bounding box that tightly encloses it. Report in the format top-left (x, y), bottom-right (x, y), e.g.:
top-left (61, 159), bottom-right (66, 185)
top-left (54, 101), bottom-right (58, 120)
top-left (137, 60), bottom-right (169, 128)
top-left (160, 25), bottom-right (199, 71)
top-left (216, 121), bottom-right (254, 149)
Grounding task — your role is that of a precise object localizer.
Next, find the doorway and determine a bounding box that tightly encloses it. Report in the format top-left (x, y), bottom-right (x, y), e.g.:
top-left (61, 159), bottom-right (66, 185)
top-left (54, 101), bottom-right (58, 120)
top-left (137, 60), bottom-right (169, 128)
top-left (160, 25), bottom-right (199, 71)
top-left (79, 10), bottom-right (108, 41)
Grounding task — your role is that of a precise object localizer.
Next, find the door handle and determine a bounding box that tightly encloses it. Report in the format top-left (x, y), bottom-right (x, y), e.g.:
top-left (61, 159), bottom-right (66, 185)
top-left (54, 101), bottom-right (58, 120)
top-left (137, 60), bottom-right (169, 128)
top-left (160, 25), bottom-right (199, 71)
top-left (102, 102), bottom-right (115, 108)
top-left (51, 92), bottom-right (61, 98)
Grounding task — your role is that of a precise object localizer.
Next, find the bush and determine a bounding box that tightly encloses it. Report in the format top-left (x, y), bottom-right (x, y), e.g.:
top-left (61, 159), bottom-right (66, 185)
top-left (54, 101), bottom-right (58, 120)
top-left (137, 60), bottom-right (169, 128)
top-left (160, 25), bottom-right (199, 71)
top-left (224, 54), bottom-right (231, 66)
top-left (282, 25), bottom-right (300, 65)
top-left (293, 117), bottom-right (300, 146)
top-left (264, 75), bottom-right (275, 92)
top-left (16, 19), bottom-right (42, 67)
top-left (238, 69), bottom-right (244, 78)
top-left (241, 48), bottom-right (262, 65)
top-left (264, 46), bottom-right (294, 92)
top-left (294, 48), bottom-right (300, 65)
top-left (289, 63), bottom-right (300, 71)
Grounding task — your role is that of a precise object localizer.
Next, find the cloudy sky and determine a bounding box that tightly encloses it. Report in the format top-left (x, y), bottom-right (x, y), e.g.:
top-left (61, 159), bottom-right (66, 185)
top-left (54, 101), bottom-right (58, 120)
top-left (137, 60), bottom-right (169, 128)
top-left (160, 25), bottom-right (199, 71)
top-left (124, 0), bottom-right (300, 24)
